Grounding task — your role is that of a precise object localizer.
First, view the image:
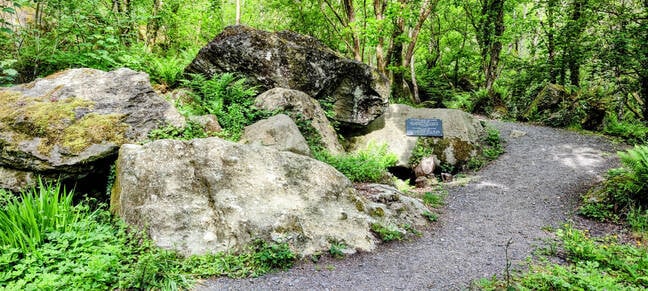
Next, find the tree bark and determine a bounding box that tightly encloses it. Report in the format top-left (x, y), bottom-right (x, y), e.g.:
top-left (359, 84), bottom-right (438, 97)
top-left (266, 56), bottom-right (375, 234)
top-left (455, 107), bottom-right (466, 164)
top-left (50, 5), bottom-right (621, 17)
top-left (236, 0), bottom-right (241, 25)
top-left (374, 0), bottom-right (388, 75)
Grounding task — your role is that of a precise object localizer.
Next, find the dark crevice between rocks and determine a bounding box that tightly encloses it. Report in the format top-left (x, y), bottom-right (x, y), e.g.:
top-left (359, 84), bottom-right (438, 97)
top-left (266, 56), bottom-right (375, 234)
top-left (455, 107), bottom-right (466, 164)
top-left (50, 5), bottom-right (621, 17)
top-left (388, 166), bottom-right (417, 186)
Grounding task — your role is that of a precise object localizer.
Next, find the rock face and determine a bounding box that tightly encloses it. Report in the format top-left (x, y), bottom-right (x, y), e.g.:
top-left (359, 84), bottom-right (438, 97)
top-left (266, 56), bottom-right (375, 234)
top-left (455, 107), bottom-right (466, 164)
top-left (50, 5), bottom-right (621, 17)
top-left (240, 114), bottom-right (311, 156)
top-left (254, 88), bottom-right (343, 154)
top-left (111, 138), bottom-right (377, 257)
top-left (0, 68), bottom-right (184, 190)
top-left (348, 104), bottom-right (485, 169)
top-left (356, 183), bottom-right (431, 230)
top-left (185, 25), bottom-right (390, 127)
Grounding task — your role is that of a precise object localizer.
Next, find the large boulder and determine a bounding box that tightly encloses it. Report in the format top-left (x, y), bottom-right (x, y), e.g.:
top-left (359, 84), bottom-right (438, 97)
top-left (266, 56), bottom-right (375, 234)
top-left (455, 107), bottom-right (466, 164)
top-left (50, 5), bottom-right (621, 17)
top-left (111, 138), bottom-right (434, 257)
top-left (0, 68), bottom-right (184, 190)
top-left (254, 88), bottom-right (344, 154)
top-left (110, 138), bottom-right (377, 257)
top-left (185, 25), bottom-right (390, 127)
top-left (240, 114), bottom-right (311, 156)
top-left (348, 104), bottom-right (485, 170)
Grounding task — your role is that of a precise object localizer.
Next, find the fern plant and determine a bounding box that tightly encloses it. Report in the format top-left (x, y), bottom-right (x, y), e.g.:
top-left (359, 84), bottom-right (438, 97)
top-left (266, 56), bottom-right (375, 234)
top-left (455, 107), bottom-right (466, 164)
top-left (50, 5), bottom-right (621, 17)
top-left (618, 145), bottom-right (648, 204)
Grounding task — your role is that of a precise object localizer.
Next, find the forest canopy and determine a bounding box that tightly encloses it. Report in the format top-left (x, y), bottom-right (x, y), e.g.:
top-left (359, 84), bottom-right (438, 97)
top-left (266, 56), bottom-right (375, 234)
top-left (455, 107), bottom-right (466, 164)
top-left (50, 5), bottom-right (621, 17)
top-left (1, 0), bottom-right (646, 131)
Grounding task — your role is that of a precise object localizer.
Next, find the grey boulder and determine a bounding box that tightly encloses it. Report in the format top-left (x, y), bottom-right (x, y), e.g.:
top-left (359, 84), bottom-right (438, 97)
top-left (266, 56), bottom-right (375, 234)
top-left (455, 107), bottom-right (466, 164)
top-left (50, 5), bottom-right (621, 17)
top-left (185, 26), bottom-right (389, 127)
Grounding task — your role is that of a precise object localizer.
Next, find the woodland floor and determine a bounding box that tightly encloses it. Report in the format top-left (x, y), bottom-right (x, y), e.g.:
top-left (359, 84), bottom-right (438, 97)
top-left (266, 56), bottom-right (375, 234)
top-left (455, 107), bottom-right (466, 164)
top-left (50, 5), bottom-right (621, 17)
top-left (196, 121), bottom-right (624, 290)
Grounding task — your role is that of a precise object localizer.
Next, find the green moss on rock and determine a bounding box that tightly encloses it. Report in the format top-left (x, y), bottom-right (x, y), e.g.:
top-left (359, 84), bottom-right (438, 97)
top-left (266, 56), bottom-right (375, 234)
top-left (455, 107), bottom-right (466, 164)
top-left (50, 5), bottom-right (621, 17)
top-left (0, 91), bottom-right (129, 155)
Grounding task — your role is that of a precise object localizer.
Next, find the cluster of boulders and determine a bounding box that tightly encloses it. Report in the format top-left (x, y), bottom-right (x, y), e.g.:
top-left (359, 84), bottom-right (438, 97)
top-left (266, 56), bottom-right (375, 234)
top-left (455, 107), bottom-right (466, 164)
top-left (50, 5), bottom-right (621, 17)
top-left (0, 26), bottom-right (487, 257)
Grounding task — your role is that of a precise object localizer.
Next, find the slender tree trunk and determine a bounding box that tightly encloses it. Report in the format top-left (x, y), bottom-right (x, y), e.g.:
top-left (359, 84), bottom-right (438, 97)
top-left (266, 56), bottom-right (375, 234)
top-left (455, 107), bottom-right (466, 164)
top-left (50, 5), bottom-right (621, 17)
top-left (236, 0), bottom-right (241, 25)
top-left (402, 0), bottom-right (436, 103)
top-left (343, 0), bottom-right (361, 61)
top-left (390, 11), bottom-right (406, 101)
top-left (482, 0), bottom-right (505, 95)
top-left (567, 0), bottom-right (585, 87)
top-left (374, 0), bottom-right (387, 75)
top-left (546, 0), bottom-right (557, 83)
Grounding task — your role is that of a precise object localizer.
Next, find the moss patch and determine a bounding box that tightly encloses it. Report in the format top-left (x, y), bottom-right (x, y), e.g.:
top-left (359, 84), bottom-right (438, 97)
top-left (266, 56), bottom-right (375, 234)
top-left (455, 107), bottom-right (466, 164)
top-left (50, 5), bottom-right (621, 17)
top-left (0, 91), bottom-right (129, 155)
top-left (409, 137), bottom-right (476, 169)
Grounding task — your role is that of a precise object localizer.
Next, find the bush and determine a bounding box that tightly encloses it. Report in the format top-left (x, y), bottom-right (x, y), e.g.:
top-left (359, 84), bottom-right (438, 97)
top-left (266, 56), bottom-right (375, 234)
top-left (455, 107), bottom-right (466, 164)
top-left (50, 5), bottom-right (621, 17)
top-left (316, 143), bottom-right (397, 182)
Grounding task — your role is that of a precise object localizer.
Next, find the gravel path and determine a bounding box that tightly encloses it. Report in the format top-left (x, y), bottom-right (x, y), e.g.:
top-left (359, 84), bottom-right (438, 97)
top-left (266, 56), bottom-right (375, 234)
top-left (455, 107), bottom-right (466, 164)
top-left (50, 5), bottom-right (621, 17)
top-left (196, 121), bottom-right (622, 290)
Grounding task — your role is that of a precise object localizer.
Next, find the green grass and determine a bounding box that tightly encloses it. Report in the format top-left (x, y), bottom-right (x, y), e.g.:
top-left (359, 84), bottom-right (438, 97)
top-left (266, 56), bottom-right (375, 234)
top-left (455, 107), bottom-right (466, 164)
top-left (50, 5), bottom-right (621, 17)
top-left (0, 181), bottom-right (296, 289)
top-left (316, 143), bottom-right (397, 183)
top-left (370, 223), bottom-right (404, 242)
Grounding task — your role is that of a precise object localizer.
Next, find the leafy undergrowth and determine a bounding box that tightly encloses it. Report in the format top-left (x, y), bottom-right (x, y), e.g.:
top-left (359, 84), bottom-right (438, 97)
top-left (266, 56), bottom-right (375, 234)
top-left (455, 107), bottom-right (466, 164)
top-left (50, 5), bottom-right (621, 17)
top-left (315, 143), bottom-right (398, 183)
top-left (478, 225), bottom-right (648, 290)
top-left (0, 181), bottom-right (295, 290)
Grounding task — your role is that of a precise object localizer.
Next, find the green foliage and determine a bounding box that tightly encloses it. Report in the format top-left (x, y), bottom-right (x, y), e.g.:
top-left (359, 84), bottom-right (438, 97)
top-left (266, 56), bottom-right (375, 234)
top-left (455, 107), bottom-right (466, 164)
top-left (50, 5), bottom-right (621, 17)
top-left (483, 126), bottom-right (505, 161)
top-left (316, 143), bottom-right (397, 182)
top-left (580, 145), bottom-right (648, 228)
top-left (329, 242), bottom-right (347, 259)
top-left (409, 138), bottom-right (434, 167)
top-left (603, 115), bottom-right (648, 145)
top-left (180, 73), bottom-right (262, 141)
top-left (627, 207), bottom-right (648, 233)
top-left (422, 211), bottom-right (439, 222)
top-left (422, 191), bottom-right (445, 208)
top-left (479, 225), bottom-right (648, 290)
top-left (370, 223), bottom-right (404, 242)
top-left (148, 121), bottom-right (211, 141)
top-left (0, 179), bottom-right (82, 252)
top-left (0, 181), bottom-right (296, 289)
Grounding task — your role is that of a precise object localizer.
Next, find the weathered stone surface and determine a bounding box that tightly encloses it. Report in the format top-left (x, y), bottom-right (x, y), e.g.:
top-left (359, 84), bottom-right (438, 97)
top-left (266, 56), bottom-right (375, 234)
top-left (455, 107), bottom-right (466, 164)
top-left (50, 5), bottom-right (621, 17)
top-left (348, 104), bottom-right (485, 169)
top-left (0, 167), bottom-right (36, 192)
top-left (185, 25), bottom-right (390, 127)
top-left (0, 68), bottom-right (184, 188)
top-left (255, 88), bottom-right (343, 154)
top-left (240, 114), bottom-right (311, 156)
top-left (110, 138), bottom-right (378, 257)
top-left (356, 183), bottom-right (430, 229)
top-left (189, 114), bottom-right (222, 133)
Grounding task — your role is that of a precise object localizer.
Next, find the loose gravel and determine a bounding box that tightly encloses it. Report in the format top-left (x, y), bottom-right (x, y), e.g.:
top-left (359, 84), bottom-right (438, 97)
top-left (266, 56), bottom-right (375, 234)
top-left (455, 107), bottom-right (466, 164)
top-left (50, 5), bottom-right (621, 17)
top-left (196, 121), bottom-right (622, 290)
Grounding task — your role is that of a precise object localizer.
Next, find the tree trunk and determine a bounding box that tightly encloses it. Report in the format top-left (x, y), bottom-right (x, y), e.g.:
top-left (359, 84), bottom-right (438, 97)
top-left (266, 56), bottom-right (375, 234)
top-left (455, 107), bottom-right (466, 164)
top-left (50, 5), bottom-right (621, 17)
top-left (236, 0), bottom-right (241, 25)
top-left (374, 0), bottom-right (388, 75)
top-left (546, 0), bottom-right (557, 83)
top-left (482, 0), bottom-right (505, 95)
top-left (343, 0), bottom-right (361, 61)
top-left (567, 0), bottom-right (585, 87)
top-left (402, 0), bottom-right (436, 103)
top-left (390, 12), bottom-right (407, 101)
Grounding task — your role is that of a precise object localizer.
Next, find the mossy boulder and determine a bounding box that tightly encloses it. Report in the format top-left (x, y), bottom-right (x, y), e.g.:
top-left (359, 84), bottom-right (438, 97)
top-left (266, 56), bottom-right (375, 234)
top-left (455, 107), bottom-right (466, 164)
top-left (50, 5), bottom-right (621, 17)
top-left (185, 25), bottom-right (390, 128)
top-left (347, 104), bottom-right (485, 171)
top-left (0, 68), bottom-right (184, 191)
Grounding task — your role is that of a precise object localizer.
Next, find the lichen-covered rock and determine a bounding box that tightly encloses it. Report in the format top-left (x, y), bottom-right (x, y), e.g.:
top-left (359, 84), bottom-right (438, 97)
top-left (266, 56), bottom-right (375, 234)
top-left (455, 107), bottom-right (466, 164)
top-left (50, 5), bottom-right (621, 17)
top-left (348, 104), bottom-right (485, 170)
top-left (185, 25), bottom-right (390, 127)
top-left (240, 114), bottom-right (311, 156)
top-left (254, 88), bottom-right (343, 154)
top-left (356, 183), bottom-right (431, 230)
top-left (110, 138), bottom-right (378, 257)
top-left (0, 68), bottom-right (184, 190)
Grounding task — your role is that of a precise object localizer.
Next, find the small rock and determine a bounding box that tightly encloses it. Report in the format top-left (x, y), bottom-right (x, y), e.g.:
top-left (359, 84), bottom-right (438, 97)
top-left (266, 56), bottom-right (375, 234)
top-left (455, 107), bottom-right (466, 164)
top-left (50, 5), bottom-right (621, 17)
top-left (510, 130), bottom-right (527, 138)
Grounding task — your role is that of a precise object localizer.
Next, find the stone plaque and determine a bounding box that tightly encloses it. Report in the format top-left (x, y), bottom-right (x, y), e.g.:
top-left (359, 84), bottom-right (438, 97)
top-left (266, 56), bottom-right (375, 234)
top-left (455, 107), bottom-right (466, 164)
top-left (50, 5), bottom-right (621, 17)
top-left (406, 118), bottom-right (443, 137)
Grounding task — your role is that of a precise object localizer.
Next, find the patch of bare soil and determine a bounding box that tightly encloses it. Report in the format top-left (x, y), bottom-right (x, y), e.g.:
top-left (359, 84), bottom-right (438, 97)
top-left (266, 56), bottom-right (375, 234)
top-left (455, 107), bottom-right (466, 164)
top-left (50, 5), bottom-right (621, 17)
top-left (195, 121), bottom-right (623, 290)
